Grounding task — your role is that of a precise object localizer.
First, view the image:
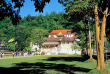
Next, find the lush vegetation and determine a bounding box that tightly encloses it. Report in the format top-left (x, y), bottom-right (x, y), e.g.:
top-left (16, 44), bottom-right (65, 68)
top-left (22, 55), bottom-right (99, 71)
top-left (0, 12), bottom-right (69, 51)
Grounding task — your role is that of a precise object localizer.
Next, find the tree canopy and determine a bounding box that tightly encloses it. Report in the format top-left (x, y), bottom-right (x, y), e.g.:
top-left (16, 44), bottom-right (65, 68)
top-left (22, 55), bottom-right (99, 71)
top-left (0, 0), bottom-right (50, 24)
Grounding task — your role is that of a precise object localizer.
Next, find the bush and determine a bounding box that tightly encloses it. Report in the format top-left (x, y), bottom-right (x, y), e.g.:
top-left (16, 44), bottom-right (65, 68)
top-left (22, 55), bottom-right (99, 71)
top-left (37, 49), bottom-right (41, 52)
top-left (7, 43), bottom-right (15, 51)
top-left (25, 47), bottom-right (31, 51)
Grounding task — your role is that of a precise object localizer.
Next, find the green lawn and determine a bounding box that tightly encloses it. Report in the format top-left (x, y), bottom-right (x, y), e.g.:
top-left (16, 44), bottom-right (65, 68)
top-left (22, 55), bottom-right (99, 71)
top-left (0, 54), bottom-right (109, 74)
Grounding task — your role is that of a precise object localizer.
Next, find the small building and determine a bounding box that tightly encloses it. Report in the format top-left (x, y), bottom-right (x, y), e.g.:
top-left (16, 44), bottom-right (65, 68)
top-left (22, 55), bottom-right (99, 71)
top-left (42, 29), bottom-right (81, 55)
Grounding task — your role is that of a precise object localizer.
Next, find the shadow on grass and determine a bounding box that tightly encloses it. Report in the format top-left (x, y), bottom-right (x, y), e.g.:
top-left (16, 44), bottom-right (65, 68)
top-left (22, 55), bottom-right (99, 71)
top-left (0, 62), bottom-right (91, 74)
top-left (46, 56), bottom-right (89, 62)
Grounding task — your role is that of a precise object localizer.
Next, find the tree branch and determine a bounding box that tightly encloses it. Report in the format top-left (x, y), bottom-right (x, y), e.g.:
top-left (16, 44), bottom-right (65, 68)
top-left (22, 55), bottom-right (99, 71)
top-left (107, 12), bottom-right (110, 17)
top-left (98, 8), bottom-right (104, 14)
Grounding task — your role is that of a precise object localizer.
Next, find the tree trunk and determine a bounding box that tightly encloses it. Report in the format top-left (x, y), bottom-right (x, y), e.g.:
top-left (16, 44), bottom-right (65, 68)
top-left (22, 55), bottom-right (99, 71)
top-left (88, 19), bottom-right (92, 59)
top-left (94, 6), bottom-right (107, 70)
top-left (99, 9), bottom-right (107, 69)
top-left (94, 6), bottom-right (101, 69)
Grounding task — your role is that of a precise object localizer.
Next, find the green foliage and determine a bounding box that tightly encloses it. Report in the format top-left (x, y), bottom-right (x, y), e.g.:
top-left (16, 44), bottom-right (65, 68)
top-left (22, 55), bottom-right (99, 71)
top-left (77, 31), bottom-right (89, 49)
top-left (104, 38), bottom-right (110, 49)
top-left (0, 29), bottom-right (6, 41)
top-left (7, 43), bottom-right (15, 51)
top-left (51, 25), bottom-right (64, 30)
top-left (63, 0), bottom-right (96, 21)
top-left (29, 27), bottom-right (48, 45)
top-left (15, 26), bottom-right (29, 50)
top-left (37, 49), bottom-right (41, 52)
top-left (74, 42), bottom-right (80, 49)
top-left (19, 12), bottom-right (66, 32)
top-left (71, 42), bottom-right (80, 54)
top-left (25, 47), bottom-right (31, 51)
top-left (68, 21), bottom-right (89, 49)
top-left (0, 17), bottom-right (15, 42)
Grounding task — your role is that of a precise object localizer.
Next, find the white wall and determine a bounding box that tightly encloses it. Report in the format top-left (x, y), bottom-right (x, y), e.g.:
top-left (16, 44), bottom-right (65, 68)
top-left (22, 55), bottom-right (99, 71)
top-left (42, 47), bottom-right (58, 55)
top-left (57, 43), bottom-right (81, 54)
top-left (48, 35), bottom-right (51, 38)
top-left (64, 34), bottom-right (74, 37)
top-left (41, 43), bottom-right (81, 55)
top-left (53, 35), bottom-right (57, 38)
top-left (31, 44), bottom-right (39, 51)
top-left (49, 34), bottom-right (75, 38)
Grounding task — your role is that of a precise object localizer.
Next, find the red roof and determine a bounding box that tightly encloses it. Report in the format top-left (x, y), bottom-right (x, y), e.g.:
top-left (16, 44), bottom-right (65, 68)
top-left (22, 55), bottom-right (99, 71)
top-left (50, 29), bottom-right (72, 34)
top-left (48, 33), bottom-right (76, 35)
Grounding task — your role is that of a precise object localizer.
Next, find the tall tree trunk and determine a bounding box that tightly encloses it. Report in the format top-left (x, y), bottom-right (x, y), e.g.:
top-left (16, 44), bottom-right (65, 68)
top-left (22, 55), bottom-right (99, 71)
top-left (94, 6), bottom-right (101, 69)
top-left (94, 6), bottom-right (107, 70)
top-left (88, 19), bottom-right (92, 59)
top-left (99, 8), bottom-right (107, 69)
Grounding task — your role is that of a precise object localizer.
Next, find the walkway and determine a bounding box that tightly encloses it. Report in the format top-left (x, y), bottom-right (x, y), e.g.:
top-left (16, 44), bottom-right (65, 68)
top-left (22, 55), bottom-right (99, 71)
top-left (0, 55), bottom-right (36, 59)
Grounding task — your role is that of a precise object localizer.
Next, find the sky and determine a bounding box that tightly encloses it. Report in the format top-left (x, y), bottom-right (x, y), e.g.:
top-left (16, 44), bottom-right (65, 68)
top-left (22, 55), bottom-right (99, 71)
top-left (19, 0), bottom-right (65, 18)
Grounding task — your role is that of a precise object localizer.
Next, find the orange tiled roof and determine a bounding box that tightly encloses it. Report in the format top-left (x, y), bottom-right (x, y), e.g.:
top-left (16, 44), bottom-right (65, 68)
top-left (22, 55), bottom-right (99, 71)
top-left (50, 29), bottom-right (72, 34)
top-left (48, 33), bottom-right (76, 35)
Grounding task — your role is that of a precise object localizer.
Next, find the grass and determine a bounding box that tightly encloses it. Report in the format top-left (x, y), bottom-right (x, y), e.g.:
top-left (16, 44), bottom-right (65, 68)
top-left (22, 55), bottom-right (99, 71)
top-left (0, 54), bottom-right (110, 74)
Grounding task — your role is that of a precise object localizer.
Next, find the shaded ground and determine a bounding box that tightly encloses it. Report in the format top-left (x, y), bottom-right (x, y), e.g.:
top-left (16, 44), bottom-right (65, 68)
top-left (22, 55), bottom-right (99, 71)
top-left (0, 55), bottom-right (96, 74)
top-left (46, 56), bottom-right (89, 62)
top-left (0, 62), bottom-right (91, 74)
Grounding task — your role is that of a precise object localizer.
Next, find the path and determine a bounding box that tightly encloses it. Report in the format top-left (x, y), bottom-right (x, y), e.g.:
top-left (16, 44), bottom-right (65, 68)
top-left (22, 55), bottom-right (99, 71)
top-left (0, 55), bottom-right (36, 59)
